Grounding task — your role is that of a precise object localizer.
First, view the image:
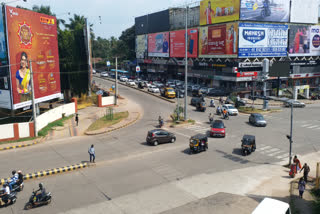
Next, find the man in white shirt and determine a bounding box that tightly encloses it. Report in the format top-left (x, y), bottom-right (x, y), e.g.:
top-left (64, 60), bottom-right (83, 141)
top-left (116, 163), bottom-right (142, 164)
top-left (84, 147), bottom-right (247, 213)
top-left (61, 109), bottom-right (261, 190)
top-left (0, 183), bottom-right (11, 205)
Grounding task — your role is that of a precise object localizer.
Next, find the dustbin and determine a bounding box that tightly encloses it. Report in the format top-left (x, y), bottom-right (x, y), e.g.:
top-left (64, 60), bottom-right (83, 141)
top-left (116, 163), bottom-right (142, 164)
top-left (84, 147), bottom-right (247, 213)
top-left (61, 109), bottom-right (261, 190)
top-left (263, 100), bottom-right (269, 110)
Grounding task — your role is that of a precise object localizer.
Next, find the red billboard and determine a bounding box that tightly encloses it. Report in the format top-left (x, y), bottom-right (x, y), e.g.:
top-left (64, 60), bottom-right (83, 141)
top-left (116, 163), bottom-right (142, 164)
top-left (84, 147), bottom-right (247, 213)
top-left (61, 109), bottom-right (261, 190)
top-left (6, 6), bottom-right (61, 109)
top-left (170, 29), bottom-right (198, 58)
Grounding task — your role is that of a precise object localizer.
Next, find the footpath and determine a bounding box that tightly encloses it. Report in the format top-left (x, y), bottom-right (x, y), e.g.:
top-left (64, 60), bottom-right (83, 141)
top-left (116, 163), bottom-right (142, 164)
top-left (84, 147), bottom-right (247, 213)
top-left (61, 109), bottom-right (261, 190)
top-left (60, 151), bottom-right (320, 214)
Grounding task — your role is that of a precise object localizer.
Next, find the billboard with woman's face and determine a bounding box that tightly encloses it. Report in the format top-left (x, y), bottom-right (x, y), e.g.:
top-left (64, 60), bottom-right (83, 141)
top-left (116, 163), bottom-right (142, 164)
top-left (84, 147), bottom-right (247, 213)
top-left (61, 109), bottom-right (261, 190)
top-left (6, 6), bottom-right (61, 110)
top-left (148, 32), bottom-right (169, 57)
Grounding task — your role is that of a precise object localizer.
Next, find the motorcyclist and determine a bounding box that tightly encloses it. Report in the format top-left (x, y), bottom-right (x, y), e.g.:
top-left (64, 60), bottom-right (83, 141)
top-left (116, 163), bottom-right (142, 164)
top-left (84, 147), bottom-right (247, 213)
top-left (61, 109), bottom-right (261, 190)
top-left (35, 183), bottom-right (46, 202)
top-left (208, 113), bottom-right (214, 123)
top-left (210, 99), bottom-right (215, 107)
top-left (223, 109), bottom-right (228, 119)
top-left (263, 0), bottom-right (271, 15)
top-left (0, 183), bottom-right (11, 205)
top-left (8, 170), bottom-right (18, 190)
top-left (219, 97), bottom-right (223, 105)
top-left (216, 106), bottom-right (221, 115)
top-left (16, 170), bottom-right (23, 187)
top-left (158, 116), bottom-right (164, 127)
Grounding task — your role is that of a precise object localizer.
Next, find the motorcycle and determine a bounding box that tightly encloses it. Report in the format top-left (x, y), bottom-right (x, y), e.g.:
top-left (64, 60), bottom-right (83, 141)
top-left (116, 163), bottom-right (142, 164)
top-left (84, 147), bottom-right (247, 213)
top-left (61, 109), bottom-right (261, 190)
top-left (0, 191), bottom-right (17, 207)
top-left (11, 182), bottom-right (24, 192)
top-left (159, 119), bottom-right (164, 128)
top-left (24, 191), bottom-right (52, 210)
top-left (209, 115), bottom-right (214, 124)
top-left (222, 112), bottom-right (229, 120)
top-left (261, 2), bottom-right (271, 18)
top-left (210, 100), bottom-right (215, 107)
top-left (216, 108), bottom-right (222, 115)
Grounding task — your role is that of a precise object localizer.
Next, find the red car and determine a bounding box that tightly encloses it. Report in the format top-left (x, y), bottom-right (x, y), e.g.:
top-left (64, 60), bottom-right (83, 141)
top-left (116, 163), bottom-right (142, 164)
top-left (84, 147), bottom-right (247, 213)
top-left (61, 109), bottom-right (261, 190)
top-left (210, 120), bottom-right (226, 137)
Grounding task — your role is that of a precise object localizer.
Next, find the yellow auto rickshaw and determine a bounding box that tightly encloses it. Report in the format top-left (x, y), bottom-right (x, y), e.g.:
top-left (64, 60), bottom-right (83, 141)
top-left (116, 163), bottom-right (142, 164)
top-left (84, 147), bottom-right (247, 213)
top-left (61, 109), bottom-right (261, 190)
top-left (189, 134), bottom-right (208, 154)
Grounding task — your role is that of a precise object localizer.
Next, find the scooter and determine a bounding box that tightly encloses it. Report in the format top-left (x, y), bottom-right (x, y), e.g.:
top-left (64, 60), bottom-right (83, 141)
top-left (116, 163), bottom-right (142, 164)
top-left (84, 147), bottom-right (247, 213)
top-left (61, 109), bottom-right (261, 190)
top-left (159, 119), bottom-right (164, 128)
top-left (0, 191), bottom-right (17, 207)
top-left (24, 191), bottom-right (52, 210)
top-left (11, 182), bottom-right (24, 192)
top-left (210, 100), bottom-right (215, 107)
top-left (222, 113), bottom-right (229, 120)
top-left (216, 108), bottom-right (222, 115)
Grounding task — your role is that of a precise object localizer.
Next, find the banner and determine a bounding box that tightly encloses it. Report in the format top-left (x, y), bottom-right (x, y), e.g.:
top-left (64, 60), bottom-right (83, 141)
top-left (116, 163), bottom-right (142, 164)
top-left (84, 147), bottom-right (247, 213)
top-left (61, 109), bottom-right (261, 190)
top-left (199, 23), bottom-right (238, 58)
top-left (240, 0), bottom-right (289, 22)
top-left (136, 35), bottom-right (148, 58)
top-left (0, 7), bottom-right (11, 109)
top-left (6, 6), bottom-right (61, 110)
top-left (238, 23), bottom-right (288, 58)
top-left (200, 0), bottom-right (240, 25)
top-left (148, 32), bottom-right (169, 57)
top-left (170, 29), bottom-right (198, 58)
top-left (288, 25), bottom-right (320, 56)
top-left (290, 0), bottom-right (318, 24)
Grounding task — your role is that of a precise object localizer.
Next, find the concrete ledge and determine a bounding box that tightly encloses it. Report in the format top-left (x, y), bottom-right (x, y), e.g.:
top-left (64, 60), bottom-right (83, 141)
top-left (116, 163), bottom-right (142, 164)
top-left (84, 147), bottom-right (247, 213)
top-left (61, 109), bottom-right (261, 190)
top-left (0, 162), bottom-right (89, 185)
top-left (0, 141), bottom-right (40, 152)
top-left (95, 76), bottom-right (176, 104)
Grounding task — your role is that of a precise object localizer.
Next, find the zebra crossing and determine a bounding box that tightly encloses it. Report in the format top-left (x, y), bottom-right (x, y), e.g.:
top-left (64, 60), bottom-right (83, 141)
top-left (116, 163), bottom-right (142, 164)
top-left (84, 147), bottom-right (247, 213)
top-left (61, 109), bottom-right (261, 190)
top-left (183, 124), bottom-right (209, 135)
top-left (255, 143), bottom-right (300, 161)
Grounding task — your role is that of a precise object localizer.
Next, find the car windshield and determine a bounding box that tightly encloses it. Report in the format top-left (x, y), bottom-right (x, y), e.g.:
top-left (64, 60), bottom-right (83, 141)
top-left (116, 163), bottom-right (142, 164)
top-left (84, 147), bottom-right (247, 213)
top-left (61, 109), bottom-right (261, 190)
top-left (256, 115), bottom-right (264, 120)
top-left (168, 89), bottom-right (174, 92)
top-left (212, 122), bottom-right (224, 129)
top-left (227, 106), bottom-right (235, 109)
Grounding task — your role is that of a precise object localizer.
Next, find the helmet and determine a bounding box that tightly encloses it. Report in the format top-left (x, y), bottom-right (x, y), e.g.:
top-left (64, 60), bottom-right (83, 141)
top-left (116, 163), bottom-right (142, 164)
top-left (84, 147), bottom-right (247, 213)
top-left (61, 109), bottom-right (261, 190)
top-left (3, 183), bottom-right (8, 187)
top-left (39, 183), bottom-right (43, 189)
top-left (12, 170), bottom-right (16, 175)
top-left (17, 170), bottom-right (22, 174)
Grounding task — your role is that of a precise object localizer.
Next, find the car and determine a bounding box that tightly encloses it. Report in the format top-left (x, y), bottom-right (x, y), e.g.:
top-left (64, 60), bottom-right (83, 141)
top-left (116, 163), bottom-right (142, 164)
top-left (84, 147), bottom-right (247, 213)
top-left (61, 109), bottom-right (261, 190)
top-left (146, 129), bottom-right (176, 146)
top-left (120, 76), bottom-right (128, 82)
top-left (224, 97), bottom-right (234, 104)
top-left (162, 87), bottom-right (176, 98)
top-left (126, 79), bottom-right (136, 86)
top-left (222, 104), bottom-right (239, 116)
top-left (153, 82), bottom-right (164, 88)
top-left (210, 120), bottom-right (226, 137)
top-left (142, 81), bottom-right (152, 88)
top-left (100, 72), bottom-right (108, 77)
top-left (284, 100), bottom-right (305, 108)
top-left (92, 69), bottom-right (96, 74)
top-left (207, 88), bottom-right (228, 97)
top-left (249, 113), bottom-right (267, 127)
top-left (175, 87), bottom-right (185, 98)
top-left (199, 87), bottom-right (208, 95)
top-left (190, 97), bottom-right (203, 106)
top-left (148, 85), bottom-right (160, 93)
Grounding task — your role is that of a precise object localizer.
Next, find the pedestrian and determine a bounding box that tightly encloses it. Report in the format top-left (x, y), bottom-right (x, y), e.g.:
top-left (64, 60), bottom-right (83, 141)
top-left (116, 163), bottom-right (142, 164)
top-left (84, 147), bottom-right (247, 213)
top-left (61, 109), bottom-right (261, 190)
top-left (298, 177), bottom-right (306, 198)
top-left (300, 163), bottom-right (310, 183)
top-left (88, 144), bottom-right (95, 163)
top-left (293, 155), bottom-right (301, 171)
top-left (75, 113), bottom-right (79, 126)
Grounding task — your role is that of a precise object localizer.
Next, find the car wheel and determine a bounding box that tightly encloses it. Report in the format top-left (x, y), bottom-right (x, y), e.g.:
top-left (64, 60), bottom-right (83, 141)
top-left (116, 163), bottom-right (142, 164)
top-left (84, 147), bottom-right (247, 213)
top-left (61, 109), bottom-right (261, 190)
top-left (171, 138), bottom-right (176, 143)
top-left (153, 141), bottom-right (158, 146)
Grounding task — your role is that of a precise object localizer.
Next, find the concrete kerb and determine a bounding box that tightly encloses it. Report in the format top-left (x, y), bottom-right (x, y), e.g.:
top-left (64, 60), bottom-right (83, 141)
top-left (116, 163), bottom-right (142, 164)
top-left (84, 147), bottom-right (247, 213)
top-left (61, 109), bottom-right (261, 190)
top-left (0, 163), bottom-right (89, 185)
top-left (0, 136), bottom-right (48, 152)
top-left (95, 76), bottom-right (176, 104)
top-left (84, 112), bottom-right (141, 135)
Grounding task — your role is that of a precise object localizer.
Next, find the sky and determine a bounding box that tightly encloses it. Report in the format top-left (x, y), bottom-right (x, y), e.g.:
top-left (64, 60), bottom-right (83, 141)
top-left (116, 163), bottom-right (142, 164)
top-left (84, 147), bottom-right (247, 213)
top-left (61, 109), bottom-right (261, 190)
top-left (7, 0), bottom-right (320, 40)
top-left (8, 0), bottom-right (191, 39)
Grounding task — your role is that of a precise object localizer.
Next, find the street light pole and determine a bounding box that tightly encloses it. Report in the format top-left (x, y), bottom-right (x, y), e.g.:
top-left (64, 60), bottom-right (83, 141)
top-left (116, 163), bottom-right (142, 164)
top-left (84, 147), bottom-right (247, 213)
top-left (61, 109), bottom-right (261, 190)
top-left (115, 57), bottom-right (118, 105)
top-left (289, 103), bottom-right (293, 165)
top-left (184, 6), bottom-right (188, 121)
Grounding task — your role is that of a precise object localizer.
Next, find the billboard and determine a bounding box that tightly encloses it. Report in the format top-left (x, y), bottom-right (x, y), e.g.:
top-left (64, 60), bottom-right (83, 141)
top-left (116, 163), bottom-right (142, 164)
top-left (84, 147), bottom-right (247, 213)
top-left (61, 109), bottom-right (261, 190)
top-left (290, 0), bottom-right (318, 24)
top-left (148, 32), bottom-right (169, 57)
top-left (6, 6), bottom-right (61, 110)
top-left (148, 10), bottom-right (170, 34)
top-left (135, 15), bottom-right (148, 35)
top-left (0, 7), bottom-right (11, 109)
top-left (240, 0), bottom-right (290, 22)
top-left (199, 23), bottom-right (238, 58)
top-left (200, 0), bottom-right (240, 25)
top-left (288, 25), bottom-right (320, 56)
top-left (238, 23), bottom-right (288, 58)
top-left (136, 35), bottom-right (148, 59)
top-left (170, 28), bottom-right (198, 58)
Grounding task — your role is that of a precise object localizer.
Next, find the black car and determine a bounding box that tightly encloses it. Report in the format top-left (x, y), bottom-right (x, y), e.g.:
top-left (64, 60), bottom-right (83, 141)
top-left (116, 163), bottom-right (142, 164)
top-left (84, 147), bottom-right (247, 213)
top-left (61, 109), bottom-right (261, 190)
top-left (146, 129), bottom-right (176, 146)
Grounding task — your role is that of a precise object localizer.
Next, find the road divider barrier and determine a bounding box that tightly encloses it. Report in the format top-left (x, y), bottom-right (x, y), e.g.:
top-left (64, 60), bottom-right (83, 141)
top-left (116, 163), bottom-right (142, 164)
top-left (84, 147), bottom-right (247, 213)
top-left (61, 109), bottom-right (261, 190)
top-left (0, 163), bottom-right (88, 185)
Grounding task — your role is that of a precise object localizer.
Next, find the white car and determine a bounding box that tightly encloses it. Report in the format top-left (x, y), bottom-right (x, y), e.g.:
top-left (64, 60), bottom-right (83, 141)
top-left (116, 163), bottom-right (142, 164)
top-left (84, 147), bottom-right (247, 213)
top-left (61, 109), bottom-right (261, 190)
top-left (93, 69), bottom-right (96, 74)
top-left (126, 79), bottom-right (136, 86)
top-left (100, 72), bottom-right (108, 77)
top-left (120, 76), bottom-right (128, 82)
top-left (222, 104), bottom-right (239, 116)
top-left (148, 85), bottom-right (160, 93)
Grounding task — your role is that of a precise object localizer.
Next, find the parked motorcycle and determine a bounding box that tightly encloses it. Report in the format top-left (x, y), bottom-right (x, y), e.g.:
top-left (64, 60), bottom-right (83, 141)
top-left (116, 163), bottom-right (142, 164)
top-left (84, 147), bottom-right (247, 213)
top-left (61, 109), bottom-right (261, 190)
top-left (24, 191), bottom-right (52, 210)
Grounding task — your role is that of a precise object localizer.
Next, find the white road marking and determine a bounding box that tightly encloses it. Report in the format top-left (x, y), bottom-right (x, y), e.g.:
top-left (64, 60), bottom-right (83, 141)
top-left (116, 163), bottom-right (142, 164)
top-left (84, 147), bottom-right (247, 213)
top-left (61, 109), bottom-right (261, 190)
top-left (307, 125), bottom-right (319, 129)
top-left (257, 146), bottom-right (272, 151)
top-left (276, 153), bottom-right (289, 159)
top-left (301, 124), bottom-right (312, 127)
top-left (267, 150), bottom-right (285, 157)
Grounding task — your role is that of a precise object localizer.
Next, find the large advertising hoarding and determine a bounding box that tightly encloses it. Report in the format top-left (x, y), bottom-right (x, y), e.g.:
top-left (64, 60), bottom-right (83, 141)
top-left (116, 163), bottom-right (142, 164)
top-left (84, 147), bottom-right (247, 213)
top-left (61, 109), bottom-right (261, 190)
top-left (148, 32), bottom-right (169, 57)
top-left (240, 0), bottom-right (290, 22)
top-left (148, 10), bottom-right (170, 34)
top-left (0, 7), bottom-right (11, 109)
top-left (200, 0), bottom-right (240, 25)
top-left (288, 25), bottom-right (320, 56)
top-left (238, 23), bottom-right (288, 58)
top-left (6, 6), bottom-right (61, 110)
top-left (136, 35), bottom-right (148, 59)
top-left (199, 23), bottom-right (238, 58)
top-left (135, 15), bottom-right (148, 35)
top-left (170, 29), bottom-right (198, 58)
top-left (290, 0), bottom-right (318, 24)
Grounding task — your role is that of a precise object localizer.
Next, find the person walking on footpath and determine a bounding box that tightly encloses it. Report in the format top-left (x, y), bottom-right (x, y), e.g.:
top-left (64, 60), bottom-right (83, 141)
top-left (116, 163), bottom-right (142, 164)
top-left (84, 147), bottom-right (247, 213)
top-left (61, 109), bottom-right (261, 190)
top-left (300, 163), bottom-right (310, 183)
top-left (88, 144), bottom-right (95, 163)
top-left (293, 155), bottom-right (301, 171)
top-left (75, 113), bottom-right (79, 126)
top-left (298, 177), bottom-right (306, 198)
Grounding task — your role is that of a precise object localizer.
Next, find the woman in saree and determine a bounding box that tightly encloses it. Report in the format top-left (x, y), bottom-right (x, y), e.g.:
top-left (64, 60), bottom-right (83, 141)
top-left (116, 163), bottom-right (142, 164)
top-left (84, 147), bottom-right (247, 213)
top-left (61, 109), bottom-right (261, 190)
top-left (16, 52), bottom-right (31, 101)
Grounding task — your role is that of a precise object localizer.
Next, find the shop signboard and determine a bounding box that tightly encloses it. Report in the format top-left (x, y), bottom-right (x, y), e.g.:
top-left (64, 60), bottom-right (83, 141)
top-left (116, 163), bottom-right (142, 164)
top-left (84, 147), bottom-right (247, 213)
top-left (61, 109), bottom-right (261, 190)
top-left (240, 0), bottom-right (290, 23)
top-left (199, 23), bottom-right (238, 58)
top-left (288, 25), bottom-right (320, 56)
top-left (200, 0), bottom-right (240, 25)
top-left (5, 6), bottom-right (61, 110)
top-left (170, 28), bottom-right (198, 58)
top-left (238, 23), bottom-right (288, 58)
top-left (148, 32), bottom-right (169, 57)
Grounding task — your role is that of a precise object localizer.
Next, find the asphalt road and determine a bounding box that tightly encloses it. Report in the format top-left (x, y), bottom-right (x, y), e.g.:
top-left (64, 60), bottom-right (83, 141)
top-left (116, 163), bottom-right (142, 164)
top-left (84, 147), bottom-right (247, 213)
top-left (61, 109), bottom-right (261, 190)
top-left (0, 76), bottom-right (319, 213)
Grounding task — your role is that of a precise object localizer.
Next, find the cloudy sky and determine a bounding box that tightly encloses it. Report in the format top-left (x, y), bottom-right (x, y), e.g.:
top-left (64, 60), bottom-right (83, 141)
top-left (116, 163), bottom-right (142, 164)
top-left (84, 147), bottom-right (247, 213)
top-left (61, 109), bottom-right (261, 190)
top-left (9, 0), bottom-right (191, 39)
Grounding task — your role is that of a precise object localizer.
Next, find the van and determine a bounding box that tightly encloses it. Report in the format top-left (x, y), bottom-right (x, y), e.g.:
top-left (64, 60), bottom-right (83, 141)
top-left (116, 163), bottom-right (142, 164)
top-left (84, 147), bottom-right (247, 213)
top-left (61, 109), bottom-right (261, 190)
top-left (252, 198), bottom-right (291, 214)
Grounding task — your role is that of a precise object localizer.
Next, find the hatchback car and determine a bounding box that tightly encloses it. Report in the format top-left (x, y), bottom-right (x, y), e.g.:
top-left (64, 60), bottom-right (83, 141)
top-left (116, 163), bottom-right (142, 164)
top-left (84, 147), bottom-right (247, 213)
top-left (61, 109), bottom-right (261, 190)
top-left (210, 120), bottom-right (226, 137)
top-left (146, 129), bottom-right (176, 146)
top-left (222, 104), bottom-right (239, 116)
top-left (126, 79), bottom-right (136, 86)
top-left (148, 85), bottom-right (160, 93)
top-left (100, 72), bottom-right (108, 77)
top-left (284, 100), bottom-right (305, 108)
top-left (249, 113), bottom-right (267, 127)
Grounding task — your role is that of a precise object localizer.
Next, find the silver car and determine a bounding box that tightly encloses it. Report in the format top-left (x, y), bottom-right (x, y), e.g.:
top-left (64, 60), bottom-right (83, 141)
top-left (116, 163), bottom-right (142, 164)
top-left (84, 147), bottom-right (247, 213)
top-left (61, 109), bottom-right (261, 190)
top-left (249, 113), bottom-right (267, 127)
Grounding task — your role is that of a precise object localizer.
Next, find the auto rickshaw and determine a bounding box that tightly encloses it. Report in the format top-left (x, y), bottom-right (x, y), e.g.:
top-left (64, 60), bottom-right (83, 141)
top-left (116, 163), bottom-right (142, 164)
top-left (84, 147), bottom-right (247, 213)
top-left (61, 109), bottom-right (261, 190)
top-left (196, 101), bottom-right (206, 112)
top-left (189, 134), bottom-right (208, 154)
top-left (241, 135), bottom-right (256, 156)
top-left (192, 89), bottom-right (202, 97)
